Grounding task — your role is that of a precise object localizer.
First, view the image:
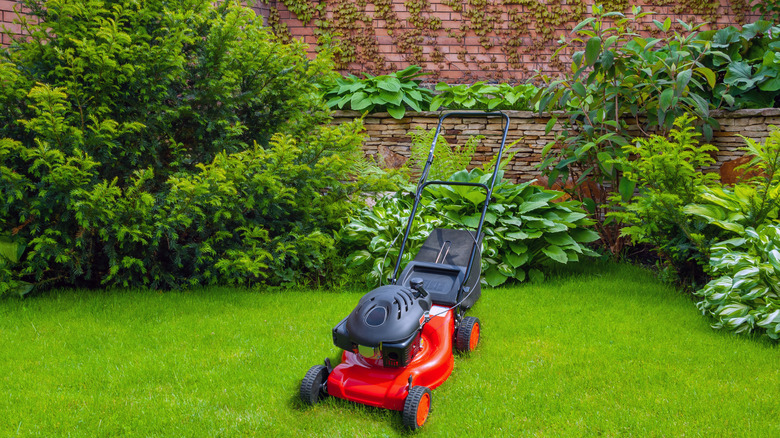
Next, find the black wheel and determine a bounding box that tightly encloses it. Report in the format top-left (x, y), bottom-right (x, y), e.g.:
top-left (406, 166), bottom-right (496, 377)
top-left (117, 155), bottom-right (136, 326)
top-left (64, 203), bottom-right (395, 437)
top-left (403, 386), bottom-right (432, 430)
top-left (299, 365), bottom-right (328, 406)
top-left (455, 316), bottom-right (480, 353)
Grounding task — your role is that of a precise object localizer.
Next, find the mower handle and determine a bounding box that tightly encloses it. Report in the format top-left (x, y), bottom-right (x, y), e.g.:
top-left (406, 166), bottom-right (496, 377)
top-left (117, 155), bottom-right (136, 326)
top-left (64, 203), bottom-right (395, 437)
top-left (390, 111), bottom-right (511, 291)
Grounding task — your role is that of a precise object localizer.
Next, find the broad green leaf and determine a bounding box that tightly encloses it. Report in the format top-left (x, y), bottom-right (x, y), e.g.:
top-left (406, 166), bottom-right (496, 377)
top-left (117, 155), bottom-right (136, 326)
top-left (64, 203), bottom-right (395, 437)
top-left (585, 37), bottom-right (602, 66)
top-left (618, 177), bottom-right (636, 202)
top-left (572, 82), bottom-right (587, 97)
top-left (724, 62), bottom-right (759, 90)
top-left (506, 230), bottom-right (529, 240)
top-left (509, 241), bottom-right (528, 254)
top-left (386, 105), bottom-right (406, 119)
top-left (659, 88), bottom-right (674, 111)
top-left (461, 213), bottom-right (481, 228)
top-left (497, 263), bottom-right (515, 277)
top-left (0, 235), bottom-right (25, 263)
top-left (506, 251), bottom-right (529, 268)
top-left (379, 89), bottom-right (403, 106)
top-left (544, 232), bottom-right (577, 247)
top-left (545, 116), bottom-right (558, 135)
top-left (350, 91), bottom-right (372, 110)
top-left (597, 151), bottom-right (614, 174)
top-left (570, 229), bottom-right (600, 243)
top-left (542, 245), bottom-right (568, 264)
top-left (760, 76), bottom-right (780, 92)
top-left (518, 201), bottom-right (549, 214)
top-left (346, 250), bottom-right (371, 267)
top-left (684, 204), bottom-right (726, 221)
top-left (528, 268), bottom-right (545, 283)
top-left (377, 76), bottom-right (402, 92)
top-left (572, 17), bottom-right (596, 33)
top-left (676, 69), bottom-right (693, 93)
top-left (484, 266), bottom-right (509, 287)
top-left (696, 67), bottom-right (717, 88)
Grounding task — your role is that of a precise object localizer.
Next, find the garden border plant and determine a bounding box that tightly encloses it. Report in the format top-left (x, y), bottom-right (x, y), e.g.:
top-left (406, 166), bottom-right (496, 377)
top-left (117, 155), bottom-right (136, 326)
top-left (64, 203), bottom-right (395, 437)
top-left (0, 0), bottom-right (395, 294)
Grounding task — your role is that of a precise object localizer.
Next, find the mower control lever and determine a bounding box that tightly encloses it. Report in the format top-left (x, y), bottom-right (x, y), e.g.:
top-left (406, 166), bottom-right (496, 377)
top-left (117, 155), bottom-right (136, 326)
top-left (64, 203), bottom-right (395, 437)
top-left (409, 277), bottom-right (428, 299)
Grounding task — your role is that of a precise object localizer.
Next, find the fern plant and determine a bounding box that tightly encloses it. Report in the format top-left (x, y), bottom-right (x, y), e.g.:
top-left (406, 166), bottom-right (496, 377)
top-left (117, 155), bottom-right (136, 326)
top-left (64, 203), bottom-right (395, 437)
top-left (404, 127), bottom-right (483, 180)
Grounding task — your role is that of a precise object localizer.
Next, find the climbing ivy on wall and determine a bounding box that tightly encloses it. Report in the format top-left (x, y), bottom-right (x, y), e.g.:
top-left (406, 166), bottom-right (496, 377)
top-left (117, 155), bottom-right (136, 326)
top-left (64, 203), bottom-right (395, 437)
top-left (261, 0), bottom-right (755, 80)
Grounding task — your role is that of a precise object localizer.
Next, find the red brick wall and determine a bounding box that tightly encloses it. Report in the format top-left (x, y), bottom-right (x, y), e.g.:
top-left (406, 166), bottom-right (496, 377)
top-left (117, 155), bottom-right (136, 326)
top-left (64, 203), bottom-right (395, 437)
top-left (1, 0), bottom-right (764, 82)
top-left (268, 0), bottom-right (762, 82)
top-left (1, 0), bottom-right (23, 45)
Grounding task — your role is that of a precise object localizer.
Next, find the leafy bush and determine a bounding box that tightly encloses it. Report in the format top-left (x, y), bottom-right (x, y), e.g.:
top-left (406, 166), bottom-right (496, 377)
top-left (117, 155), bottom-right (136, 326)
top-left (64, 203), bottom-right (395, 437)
top-left (534, 6), bottom-right (722, 255)
top-left (695, 226), bottom-right (780, 339)
top-left (323, 65), bottom-right (432, 119)
top-left (609, 115), bottom-right (719, 282)
top-left (699, 21), bottom-right (780, 109)
top-left (685, 126), bottom-right (780, 234)
top-left (0, 0), bottom-right (386, 293)
top-left (753, 3), bottom-right (780, 23)
top-left (430, 82), bottom-right (538, 111)
top-left (342, 167), bottom-right (599, 287)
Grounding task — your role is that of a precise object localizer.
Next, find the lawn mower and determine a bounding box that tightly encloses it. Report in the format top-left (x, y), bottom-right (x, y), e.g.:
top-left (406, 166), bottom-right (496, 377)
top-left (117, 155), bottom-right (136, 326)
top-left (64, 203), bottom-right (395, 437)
top-left (299, 111), bottom-right (511, 429)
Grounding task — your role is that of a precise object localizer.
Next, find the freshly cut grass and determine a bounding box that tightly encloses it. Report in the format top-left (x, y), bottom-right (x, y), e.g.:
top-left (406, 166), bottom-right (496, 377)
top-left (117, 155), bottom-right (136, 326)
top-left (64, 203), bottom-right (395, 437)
top-left (0, 262), bottom-right (778, 437)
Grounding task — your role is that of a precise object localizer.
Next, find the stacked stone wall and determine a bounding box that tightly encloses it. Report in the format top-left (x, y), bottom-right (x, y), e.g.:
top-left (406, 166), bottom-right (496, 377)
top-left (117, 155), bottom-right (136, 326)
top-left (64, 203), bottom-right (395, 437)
top-left (333, 109), bottom-right (780, 183)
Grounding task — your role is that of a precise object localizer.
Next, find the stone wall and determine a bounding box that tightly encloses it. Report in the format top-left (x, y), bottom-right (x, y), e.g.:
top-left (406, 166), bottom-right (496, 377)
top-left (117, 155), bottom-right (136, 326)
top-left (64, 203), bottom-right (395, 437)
top-left (332, 108), bottom-right (780, 183)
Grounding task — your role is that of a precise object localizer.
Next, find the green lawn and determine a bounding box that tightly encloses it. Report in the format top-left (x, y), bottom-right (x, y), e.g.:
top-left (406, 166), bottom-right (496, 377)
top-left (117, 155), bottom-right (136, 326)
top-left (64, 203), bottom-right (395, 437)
top-left (1, 262), bottom-right (778, 437)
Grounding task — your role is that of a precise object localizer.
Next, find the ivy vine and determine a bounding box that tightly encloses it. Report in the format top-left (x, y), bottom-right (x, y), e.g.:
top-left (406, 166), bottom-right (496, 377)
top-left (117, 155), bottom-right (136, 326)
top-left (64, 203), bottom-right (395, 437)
top-left (264, 0), bottom-right (752, 80)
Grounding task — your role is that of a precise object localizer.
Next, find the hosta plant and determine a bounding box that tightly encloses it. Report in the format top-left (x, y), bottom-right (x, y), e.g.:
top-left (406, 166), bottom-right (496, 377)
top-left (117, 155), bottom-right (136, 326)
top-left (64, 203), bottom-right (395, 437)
top-left (341, 168), bottom-right (599, 287)
top-left (695, 225), bottom-right (780, 339)
top-left (430, 82), bottom-right (538, 111)
top-left (699, 21), bottom-right (780, 109)
top-left (323, 65), bottom-right (432, 119)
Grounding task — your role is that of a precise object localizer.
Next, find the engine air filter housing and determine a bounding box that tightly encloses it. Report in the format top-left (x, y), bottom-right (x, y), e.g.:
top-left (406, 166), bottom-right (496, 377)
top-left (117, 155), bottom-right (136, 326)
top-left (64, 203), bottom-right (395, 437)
top-left (332, 284), bottom-right (432, 367)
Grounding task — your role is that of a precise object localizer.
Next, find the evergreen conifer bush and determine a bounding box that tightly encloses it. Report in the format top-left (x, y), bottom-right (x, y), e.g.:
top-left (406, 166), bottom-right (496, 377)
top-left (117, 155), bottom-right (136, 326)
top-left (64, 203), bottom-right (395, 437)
top-left (0, 0), bottom-right (386, 292)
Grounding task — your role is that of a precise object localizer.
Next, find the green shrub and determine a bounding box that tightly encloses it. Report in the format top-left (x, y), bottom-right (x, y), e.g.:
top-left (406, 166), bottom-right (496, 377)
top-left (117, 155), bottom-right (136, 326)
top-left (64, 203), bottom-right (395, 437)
top-left (0, 0), bottom-right (386, 292)
top-left (342, 167), bottom-right (599, 287)
top-left (323, 65), bottom-right (433, 119)
top-left (698, 21), bottom-right (780, 109)
top-left (685, 126), bottom-right (780, 234)
top-left (430, 82), bottom-right (538, 111)
top-left (609, 114), bottom-right (720, 282)
top-left (534, 6), bottom-right (721, 254)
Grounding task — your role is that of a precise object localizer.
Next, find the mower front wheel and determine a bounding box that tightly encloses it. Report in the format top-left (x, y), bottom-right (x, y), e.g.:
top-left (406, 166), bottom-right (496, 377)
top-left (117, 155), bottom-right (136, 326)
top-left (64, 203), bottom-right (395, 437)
top-left (403, 386), bottom-right (432, 430)
top-left (455, 316), bottom-right (480, 353)
top-left (299, 365), bottom-right (329, 406)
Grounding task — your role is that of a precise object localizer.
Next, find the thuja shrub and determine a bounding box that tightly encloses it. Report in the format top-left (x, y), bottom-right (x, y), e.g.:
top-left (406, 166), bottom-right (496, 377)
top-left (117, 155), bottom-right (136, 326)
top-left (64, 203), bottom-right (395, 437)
top-left (0, 0), bottom-right (384, 292)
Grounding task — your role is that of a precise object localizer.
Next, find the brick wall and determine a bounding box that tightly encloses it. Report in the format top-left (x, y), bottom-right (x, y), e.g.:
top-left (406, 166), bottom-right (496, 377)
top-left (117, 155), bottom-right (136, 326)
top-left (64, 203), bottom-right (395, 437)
top-left (0, 0), bottom-right (23, 46)
top-left (332, 109), bottom-right (780, 183)
top-left (268, 0), bottom-right (762, 82)
top-left (1, 1), bottom-right (763, 82)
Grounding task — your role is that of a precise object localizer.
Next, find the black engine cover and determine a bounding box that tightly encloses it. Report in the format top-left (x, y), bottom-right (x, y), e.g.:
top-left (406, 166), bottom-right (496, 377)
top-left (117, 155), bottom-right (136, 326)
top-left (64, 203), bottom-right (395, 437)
top-left (343, 285), bottom-right (431, 347)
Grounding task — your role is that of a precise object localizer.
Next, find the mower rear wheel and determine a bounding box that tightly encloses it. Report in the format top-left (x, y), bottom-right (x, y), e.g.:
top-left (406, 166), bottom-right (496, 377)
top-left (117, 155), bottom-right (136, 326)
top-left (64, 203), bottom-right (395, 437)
top-left (403, 386), bottom-right (432, 430)
top-left (300, 365), bottom-right (328, 406)
top-left (455, 316), bottom-right (480, 353)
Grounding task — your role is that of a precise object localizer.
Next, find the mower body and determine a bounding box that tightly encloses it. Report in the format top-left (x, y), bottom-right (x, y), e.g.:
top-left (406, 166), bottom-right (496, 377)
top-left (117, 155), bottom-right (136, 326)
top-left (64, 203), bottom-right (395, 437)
top-left (327, 304), bottom-right (455, 411)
